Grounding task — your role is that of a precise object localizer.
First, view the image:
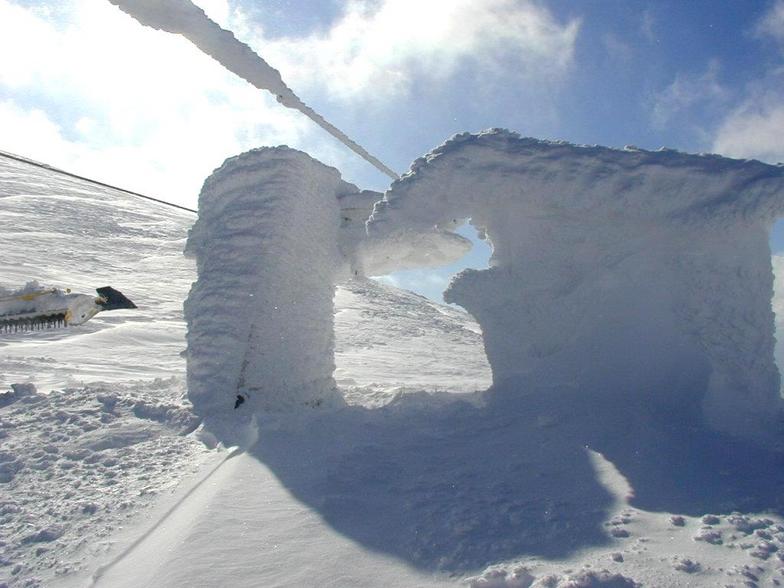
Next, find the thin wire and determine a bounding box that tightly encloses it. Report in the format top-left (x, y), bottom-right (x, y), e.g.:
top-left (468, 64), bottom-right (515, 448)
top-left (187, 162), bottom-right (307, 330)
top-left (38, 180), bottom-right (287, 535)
top-left (0, 149), bottom-right (197, 215)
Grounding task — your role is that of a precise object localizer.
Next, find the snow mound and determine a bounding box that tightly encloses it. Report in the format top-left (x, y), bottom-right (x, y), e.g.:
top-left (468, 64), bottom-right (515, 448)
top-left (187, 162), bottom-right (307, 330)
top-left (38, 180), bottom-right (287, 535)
top-left (466, 568), bottom-right (641, 588)
top-left (369, 129), bottom-right (784, 441)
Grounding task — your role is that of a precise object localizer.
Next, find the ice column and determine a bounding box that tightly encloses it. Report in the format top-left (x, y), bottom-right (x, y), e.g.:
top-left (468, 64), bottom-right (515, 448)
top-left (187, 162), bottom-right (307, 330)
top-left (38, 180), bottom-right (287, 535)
top-left (185, 147), bottom-right (360, 423)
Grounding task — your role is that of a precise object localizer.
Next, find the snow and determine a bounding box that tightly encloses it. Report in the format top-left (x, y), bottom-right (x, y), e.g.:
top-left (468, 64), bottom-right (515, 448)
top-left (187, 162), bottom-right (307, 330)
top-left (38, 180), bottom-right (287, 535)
top-left (3, 141), bottom-right (784, 588)
top-left (184, 147), bottom-right (353, 440)
top-left (183, 146), bottom-right (483, 444)
top-left (334, 279), bottom-right (491, 402)
top-left (0, 155), bottom-right (193, 392)
top-left (369, 129), bottom-right (784, 442)
top-left (0, 152), bottom-right (492, 586)
top-left (0, 381), bottom-right (208, 585)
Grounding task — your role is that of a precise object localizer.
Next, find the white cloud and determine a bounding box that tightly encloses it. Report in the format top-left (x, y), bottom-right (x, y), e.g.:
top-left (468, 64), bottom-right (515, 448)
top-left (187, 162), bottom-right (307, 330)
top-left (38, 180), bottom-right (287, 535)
top-left (640, 10), bottom-right (656, 44)
top-left (0, 0), bottom-right (313, 206)
top-left (757, 0), bottom-right (784, 45)
top-left (602, 32), bottom-right (633, 62)
top-left (651, 60), bottom-right (728, 128)
top-left (712, 70), bottom-right (784, 164)
top-left (711, 1), bottom-right (784, 165)
top-left (252, 0), bottom-right (580, 101)
top-left (0, 0), bottom-right (578, 205)
top-left (0, 100), bottom-right (75, 162)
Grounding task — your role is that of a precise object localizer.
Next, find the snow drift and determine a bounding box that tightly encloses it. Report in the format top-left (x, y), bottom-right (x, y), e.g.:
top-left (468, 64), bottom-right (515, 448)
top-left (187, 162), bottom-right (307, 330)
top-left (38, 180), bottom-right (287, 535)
top-left (369, 129), bottom-right (784, 441)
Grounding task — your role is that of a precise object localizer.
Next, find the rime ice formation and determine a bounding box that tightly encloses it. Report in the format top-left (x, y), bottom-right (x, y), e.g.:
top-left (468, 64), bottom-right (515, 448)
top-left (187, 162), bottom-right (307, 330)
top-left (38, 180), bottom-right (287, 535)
top-left (185, 148), bottom-right (350, 425)
top-left (186, 132), bottom-right (784, 443)
top-left (108, 0), bottom-right (399, 179)
top-left (183, 147), bottom-right (466, 437)
top-left (369, 129), bottom-right (784, 441)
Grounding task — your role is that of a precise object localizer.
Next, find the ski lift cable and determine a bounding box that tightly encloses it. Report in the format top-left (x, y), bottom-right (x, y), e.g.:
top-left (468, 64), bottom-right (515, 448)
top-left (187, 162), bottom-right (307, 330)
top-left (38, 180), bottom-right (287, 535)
top-left (107, 0), bottom-right (400, 181)
top-left (0, 149), bottom-right (197, 215)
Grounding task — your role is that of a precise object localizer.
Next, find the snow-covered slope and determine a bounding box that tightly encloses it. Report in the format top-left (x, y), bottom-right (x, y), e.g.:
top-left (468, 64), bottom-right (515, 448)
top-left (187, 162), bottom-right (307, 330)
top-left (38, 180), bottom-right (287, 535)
top-left (3, 151), bottom-right (784, 588)
top-left (0, 153), bottom-right (205, 587)
top-left (0, 153), bottom-right (489, 587)
top-left (335, 278), bottom-right (490, 403)
top-left (0, 153), bottom-right (193, 390)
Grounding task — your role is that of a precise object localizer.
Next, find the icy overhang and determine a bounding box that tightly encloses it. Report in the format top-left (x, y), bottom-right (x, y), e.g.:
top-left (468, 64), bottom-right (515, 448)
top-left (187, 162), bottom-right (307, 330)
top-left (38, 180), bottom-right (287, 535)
top-left (370, 129), bottom-right (784, 239)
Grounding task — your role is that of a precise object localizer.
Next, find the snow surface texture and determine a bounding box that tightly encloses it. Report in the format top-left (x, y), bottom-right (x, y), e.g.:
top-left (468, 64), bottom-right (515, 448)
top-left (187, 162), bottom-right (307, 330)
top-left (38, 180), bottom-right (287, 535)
top-left (0, 154), bottom-right (210, 587)
top-left (0, 381), bottom-right (207, 587)
top-left (369, 129), bottom-right (784, 442)
top-left (0, 154), bottom-right (193, 390)
top-left (107, 0), bottom-right (399, 179)
top-left (334, 279), bottom-right (491, 404)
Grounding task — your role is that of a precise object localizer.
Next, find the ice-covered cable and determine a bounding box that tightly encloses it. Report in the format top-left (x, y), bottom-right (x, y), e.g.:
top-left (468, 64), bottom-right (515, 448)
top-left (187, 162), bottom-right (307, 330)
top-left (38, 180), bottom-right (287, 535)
top-left (107, 0), bottom-right (400, 180)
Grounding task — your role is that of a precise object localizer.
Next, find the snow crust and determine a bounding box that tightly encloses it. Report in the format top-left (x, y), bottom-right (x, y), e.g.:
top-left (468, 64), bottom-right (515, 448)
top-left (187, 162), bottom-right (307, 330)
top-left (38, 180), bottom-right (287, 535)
top-left (0, 380), bottom-right (206, 586)
top-left (334, 279), bottom-right (491, 403)
top-left (369, 129), bottom-right (784, 441)
top-left (0, 155), bottom-right (193, 391)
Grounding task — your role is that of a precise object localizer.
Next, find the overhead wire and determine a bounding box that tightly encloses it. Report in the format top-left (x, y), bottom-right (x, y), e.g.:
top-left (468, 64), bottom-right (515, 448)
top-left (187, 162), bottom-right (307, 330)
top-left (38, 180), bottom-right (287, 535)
top-left (0, 149), bottom-right (197, 215)
top-left (107, 0), bottom-right (400, 181)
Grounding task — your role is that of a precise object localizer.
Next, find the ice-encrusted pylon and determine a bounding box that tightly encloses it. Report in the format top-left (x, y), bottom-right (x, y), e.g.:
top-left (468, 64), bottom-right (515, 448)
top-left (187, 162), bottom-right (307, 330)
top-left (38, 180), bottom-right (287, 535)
top-left (184, 148), bottom-right (356, 433)
top-left (368, 130), bottom-right (784, 442)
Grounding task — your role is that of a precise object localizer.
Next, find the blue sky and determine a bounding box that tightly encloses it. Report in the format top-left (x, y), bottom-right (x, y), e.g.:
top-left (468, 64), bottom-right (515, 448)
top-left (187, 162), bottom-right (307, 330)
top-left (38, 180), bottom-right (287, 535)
top-left (1, 0), bottom-right (783, 301)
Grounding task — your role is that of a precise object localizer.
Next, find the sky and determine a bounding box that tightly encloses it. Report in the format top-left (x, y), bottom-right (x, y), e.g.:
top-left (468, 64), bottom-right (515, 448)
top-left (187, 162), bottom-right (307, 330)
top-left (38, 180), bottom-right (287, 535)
top-left (1, 0), bottom-right (784, 302)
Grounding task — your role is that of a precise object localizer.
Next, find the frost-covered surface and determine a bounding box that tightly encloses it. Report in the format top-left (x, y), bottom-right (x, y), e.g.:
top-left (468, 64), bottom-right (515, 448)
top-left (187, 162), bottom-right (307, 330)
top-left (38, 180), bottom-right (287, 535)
top-left (0, 153), bottom-right (492, 587)
top-left (370, 129), bottom-right (784, 441)
top-left (773, 254), bottom-right (784, 371)
top-left (91, 387), bottom-right (784, 588)
top-left (184, 146), bottom-right (476, 443)
top-left (0, 381), bottom-right (207, 587)
top-left (0, 154), bottom-right (194, 390)
top-left (0, 155), bottom-right (209, 587)
top-left (184, 147), bottom-right (353, 435)
top-left (335, 279), bottom-right (491, 403)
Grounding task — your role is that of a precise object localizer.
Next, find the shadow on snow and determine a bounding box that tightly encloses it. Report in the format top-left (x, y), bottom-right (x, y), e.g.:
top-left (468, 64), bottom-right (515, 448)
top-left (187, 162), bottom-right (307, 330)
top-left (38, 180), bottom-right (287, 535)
top-left (244, 381), bottom-right (783, 574)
